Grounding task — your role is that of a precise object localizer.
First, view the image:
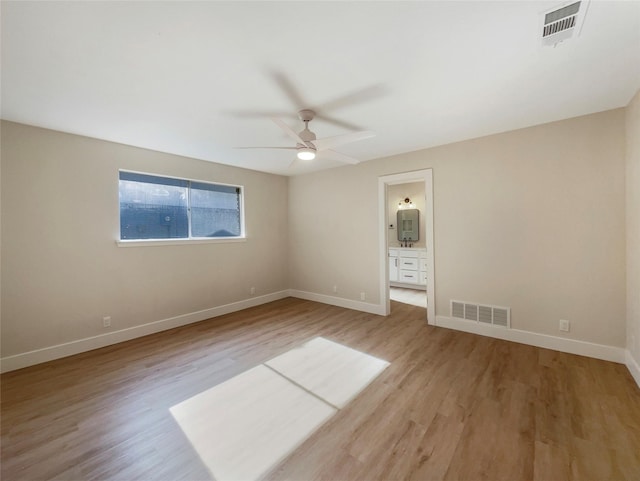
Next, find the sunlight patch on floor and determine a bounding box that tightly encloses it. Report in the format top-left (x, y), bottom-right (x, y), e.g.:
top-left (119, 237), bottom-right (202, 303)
top-left (170, 337), bottom-right (389, 481)
top-left (265, 337), bottom-right (390, 408)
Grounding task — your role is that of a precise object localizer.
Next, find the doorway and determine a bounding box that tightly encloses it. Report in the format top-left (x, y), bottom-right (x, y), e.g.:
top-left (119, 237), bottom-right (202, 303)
top-left (378, 169), bottom-right (435, 324)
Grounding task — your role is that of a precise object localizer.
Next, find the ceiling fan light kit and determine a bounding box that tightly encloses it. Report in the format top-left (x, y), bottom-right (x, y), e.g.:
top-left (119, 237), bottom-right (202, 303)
top-left (297, 147), bottom-right (316, 161)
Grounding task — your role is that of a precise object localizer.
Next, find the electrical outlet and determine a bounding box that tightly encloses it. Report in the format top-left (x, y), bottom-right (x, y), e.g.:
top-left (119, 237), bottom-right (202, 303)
top-left (559, 319), bottom-right (570, 332)
top-left (360, 292), bottom-right (366, 301)
top-left (333, 285), bottom-right (338, 293)
top-left (103, 316), bottom-right (111, 328)
top-left (250, 287), bottom-right (255, 295)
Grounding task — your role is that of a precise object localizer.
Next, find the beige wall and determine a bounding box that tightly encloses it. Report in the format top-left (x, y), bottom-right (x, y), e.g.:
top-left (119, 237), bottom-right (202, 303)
top-left (289, 109), bottom-right (627, 347)
top-left (626, 90), bottom-right (640, 363)
top-left (0, 121), bottom-right (289, 357)
top-left (1, 105), bottom-right (631, 361)
top-left (387, 182), bottom-right (426, 249)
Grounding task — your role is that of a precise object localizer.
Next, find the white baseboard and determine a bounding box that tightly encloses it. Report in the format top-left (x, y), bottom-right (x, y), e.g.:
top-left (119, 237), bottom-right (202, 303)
top-left (289, 290), bottom-right (386, 316)
top-left (435, 315), bottom-right (626, 364)
top-left (0, 290), bottom-right (290, 373)
top-left (5, 295), bottom-right (636, 388)
top-left (626, 350), bottom-right (640, 388)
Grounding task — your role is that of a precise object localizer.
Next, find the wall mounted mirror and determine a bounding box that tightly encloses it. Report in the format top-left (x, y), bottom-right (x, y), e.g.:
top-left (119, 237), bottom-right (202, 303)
top-left (397, 209), bottom-right (419, 241)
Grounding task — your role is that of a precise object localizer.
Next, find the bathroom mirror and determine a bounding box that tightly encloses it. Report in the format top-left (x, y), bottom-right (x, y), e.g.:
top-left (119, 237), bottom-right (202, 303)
top-left (397, 209), bottom-right (419, 241)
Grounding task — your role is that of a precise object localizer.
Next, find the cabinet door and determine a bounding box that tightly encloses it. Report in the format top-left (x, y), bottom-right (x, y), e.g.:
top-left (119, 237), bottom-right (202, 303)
top-left (389, 256), bottom-right (399, 281)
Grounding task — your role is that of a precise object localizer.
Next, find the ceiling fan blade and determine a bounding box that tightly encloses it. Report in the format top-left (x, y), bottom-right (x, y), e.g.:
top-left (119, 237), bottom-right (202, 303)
top-left (270, 117), bottom-right (309, 146)
top-left (225, 109), bottom-right (296, 120)
top-left (271, 71), bottom-right (307, 109)
top-left (311, 131), bottom-right (375, 151)
top-left (288, 157), bottom-right (299, 169)
top-left (313, 113), bottom-right (363, 131)
top-left (314, 84), bottom-right (388, 113)
top-left (234, 146), bottom-right (297, 150)
top-left (262, 70), bottom-right (385, 130)
top-left (326, 149), bottom-right (361, 165)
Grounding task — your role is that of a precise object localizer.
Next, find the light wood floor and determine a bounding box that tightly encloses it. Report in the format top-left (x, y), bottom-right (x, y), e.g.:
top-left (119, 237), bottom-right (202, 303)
top-left (2, 298), bottom-right (639, 480)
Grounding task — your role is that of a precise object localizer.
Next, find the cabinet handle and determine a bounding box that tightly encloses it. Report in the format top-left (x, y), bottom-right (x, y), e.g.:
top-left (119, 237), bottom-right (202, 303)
top-left (395, 259), bottom-right (398, 267)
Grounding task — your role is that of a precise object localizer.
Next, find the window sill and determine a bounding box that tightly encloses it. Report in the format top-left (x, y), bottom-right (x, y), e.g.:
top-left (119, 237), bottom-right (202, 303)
top-left (116, 237), bottom-right (246, 247)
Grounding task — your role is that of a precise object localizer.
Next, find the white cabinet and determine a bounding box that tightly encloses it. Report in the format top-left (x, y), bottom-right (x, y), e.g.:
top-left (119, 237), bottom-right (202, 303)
top-left (388, 248), bottom-right (399, 282)
top-left (399, 269), bottom-right (419, 283)
top-left (400, 257), bottom-right (418, 269)
top-left (389, 247), bottom-right (427, 287)
top-left (419, 258), bottom-right (428, 284)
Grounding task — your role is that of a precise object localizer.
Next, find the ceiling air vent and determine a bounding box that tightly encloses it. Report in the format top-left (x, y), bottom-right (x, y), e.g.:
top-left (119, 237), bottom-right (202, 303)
top-left (541, 1), bottom-right (590, 47)
top-left (451, 300), bottom-right (511, 328)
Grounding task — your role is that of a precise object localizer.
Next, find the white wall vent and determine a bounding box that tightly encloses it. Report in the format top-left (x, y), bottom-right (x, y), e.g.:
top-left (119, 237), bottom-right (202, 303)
top-left (451, 300), bottom-right (511, 328)
top-left (540, 1), bottom-right (590, 47)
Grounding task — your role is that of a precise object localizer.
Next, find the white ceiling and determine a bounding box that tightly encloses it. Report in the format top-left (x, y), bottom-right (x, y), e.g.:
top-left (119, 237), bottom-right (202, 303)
top-left (2, 1), bottom-right (639, 176)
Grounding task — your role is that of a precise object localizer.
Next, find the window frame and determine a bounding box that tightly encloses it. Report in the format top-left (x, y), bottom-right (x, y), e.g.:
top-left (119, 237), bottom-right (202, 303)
top-left (117, 170), bottom-right (246, 247)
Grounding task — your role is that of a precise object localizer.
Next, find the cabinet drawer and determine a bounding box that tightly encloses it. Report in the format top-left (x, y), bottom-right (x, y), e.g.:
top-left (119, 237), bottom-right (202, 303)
top-left (400, 258), bottom-right (418, 270)
top-left (399, 270), bottom-right (419, 283)
top-left (399, 249), bottom-right (419, 258)
top-left (419, 258), bottom-right (428, 271)
top-left (388, 248), bottom-right (399, 257)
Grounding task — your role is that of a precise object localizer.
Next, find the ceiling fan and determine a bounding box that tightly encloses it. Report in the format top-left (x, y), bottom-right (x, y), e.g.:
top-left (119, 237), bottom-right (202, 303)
top-left (237, 109), bottom-right (375, 165)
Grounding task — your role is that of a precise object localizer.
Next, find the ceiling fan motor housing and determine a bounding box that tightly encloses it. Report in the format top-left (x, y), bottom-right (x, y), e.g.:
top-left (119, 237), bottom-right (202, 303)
top-left (298, 129), bottom-right (317, 145)
top-left (298, 109), bottom-right (315, 122)
top-left (297, 109), bottom-right (317, 146)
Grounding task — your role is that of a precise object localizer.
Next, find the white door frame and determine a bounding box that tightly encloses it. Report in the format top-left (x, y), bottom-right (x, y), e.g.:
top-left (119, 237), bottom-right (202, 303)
top-left (378, 169), bottom-right (435, 324)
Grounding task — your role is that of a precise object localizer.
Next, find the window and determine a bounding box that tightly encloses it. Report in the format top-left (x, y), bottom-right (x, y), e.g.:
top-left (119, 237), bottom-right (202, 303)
top-left (119, 171), bottom-right (243, 241)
